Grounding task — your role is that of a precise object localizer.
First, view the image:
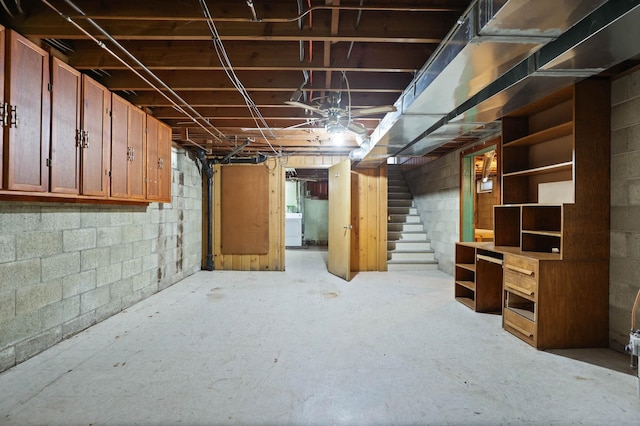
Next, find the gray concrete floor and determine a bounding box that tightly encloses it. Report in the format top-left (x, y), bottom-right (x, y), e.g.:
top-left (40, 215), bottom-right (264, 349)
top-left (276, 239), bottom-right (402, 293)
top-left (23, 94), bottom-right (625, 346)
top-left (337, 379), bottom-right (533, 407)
top-left (1, 248), bottom-right (640, 425)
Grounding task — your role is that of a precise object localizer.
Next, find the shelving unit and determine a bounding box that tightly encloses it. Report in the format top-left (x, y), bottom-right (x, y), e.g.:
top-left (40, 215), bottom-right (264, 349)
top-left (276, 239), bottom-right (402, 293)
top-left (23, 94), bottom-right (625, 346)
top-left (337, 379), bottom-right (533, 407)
top-left (495, 79), bottom-right (611, 349)
top-left (455, 243), bottom-right (502, 313)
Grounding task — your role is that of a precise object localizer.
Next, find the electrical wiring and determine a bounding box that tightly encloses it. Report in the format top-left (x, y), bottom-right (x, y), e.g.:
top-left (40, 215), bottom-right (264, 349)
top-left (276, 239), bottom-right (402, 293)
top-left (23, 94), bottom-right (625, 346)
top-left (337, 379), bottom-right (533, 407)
top-left (41, 0), bottom-right (227, 152)
top-left (198, 0), bottom-right (281, 157)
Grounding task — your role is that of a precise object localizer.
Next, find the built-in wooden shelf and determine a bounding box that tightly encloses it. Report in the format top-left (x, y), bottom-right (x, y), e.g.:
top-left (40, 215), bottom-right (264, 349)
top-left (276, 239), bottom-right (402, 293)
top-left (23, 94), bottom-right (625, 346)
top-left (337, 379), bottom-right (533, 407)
top-left (503, 122), bottom-right (573, 147)
top-left (502, 161), bottom-right (573, 178)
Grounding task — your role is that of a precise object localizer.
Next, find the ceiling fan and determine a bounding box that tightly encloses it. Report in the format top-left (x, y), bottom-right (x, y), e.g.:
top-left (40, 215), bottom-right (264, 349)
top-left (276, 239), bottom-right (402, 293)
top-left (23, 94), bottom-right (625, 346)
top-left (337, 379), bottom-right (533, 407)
top-left (285, 92), bottom-right (396, 136)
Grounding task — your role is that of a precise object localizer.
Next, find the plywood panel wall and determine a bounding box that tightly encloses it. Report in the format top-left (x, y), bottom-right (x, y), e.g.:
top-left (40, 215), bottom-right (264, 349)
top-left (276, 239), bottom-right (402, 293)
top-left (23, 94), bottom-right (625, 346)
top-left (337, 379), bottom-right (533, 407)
top-left (213, 159), bottom-right (284, 271)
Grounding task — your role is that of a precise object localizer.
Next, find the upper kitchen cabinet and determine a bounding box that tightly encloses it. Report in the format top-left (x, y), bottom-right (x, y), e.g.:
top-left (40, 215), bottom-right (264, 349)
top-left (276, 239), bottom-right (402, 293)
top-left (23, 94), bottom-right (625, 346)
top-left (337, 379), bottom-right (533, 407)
top-left (3, 30), bottom-right (50, 192)
top-left (146, 115), bottom-right (172, 203)
top-left (80, 75), bottom-right (111, 197)
top-left (50, 57), bottom-right (81, 194)
top-left (110, 93), bottom-right (146, 200)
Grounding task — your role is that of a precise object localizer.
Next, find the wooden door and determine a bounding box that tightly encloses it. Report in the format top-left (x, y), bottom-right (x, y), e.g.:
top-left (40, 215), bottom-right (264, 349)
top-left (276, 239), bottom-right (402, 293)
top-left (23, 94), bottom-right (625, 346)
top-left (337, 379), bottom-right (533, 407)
top-left (127, 105), bottom-right (146, 199)
top-left (328, 159), bottom-right (352, 281)
top-left (50, 57), bottom-right (80, 194)
top-left (81, 75), bottom-right (111, 197)
top-left (5, 30), bottom-right (50, 191)
top-left (110, 94), bottom-right (129, 198)
top-left (145, 115), bottom-right (160, 200)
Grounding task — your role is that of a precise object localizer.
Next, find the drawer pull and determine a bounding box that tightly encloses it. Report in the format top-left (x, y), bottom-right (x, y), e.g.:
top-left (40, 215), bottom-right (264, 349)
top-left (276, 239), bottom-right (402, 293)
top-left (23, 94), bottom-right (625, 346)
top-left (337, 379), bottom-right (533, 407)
top-left (477, 254), bottom-right (503, 265)
top-left (505, 264), bottom-right (535, 276)
top-left (506, 284), bottom-right (534, 297)
top-left (506, 322), bottom-right (534, 338)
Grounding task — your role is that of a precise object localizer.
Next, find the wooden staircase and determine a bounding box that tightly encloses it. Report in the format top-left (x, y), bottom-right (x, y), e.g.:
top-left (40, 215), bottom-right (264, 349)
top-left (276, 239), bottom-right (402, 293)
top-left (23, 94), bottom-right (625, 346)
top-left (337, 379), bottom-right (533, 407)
top-left (387, 166), bottom-right (438, 271)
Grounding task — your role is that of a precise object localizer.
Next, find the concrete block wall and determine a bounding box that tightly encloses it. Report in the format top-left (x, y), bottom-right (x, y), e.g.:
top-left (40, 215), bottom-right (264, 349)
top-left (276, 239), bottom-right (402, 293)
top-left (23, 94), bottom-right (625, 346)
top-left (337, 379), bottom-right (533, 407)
top-left (610, 68), bottom-right (640, 350)
top-left (404, 152), bottom-right (460, 275)
top-left (0, 146), bottom-right (202, 372)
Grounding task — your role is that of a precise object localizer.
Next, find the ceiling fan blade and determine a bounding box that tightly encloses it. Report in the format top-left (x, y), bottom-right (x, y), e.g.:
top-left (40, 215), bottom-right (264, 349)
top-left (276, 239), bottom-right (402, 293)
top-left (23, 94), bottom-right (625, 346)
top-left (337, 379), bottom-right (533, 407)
top-left (349, 105), bottom-right (397, 117)
top-left (346, 122), bottom-right (367, 135)
top-left (285, 101), bottom-right (328, 116)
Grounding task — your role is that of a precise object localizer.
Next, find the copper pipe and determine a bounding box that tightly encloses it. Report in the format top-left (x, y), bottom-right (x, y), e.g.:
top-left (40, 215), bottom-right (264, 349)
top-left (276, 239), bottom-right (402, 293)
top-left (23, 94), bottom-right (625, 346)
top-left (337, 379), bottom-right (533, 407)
top-left (632, 288), bottom-right (640, 330)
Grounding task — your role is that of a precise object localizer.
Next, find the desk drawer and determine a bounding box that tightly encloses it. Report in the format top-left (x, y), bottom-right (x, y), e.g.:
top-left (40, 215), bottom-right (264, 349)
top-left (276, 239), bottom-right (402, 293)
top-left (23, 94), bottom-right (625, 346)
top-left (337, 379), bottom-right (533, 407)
top-left (504, 307), bottom-right (536, 346)
top-left (503, 255), bottom-right (537, 299)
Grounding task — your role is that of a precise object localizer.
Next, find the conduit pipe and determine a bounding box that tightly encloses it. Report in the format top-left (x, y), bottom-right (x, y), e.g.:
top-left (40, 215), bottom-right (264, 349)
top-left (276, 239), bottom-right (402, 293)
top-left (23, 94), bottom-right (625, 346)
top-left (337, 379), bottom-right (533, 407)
top-left (196, 149), bottom-right (214, 271)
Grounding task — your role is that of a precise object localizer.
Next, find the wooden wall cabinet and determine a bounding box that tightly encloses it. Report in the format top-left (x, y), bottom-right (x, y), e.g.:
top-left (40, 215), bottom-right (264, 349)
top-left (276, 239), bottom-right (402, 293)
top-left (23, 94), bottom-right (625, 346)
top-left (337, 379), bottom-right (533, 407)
top-left (146, 115), bottom-right (172, 202)
top-left (110, 94), bottom-right (146, 200)
top-left (80, 75), bottom-right (111, 197)
top-left (2, 30), bottom-right (50, 192)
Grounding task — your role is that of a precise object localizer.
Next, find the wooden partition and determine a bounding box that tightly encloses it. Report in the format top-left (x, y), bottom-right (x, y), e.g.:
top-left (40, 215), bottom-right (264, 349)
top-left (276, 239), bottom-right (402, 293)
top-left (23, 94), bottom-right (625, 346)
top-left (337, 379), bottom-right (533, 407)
top-left (213, 159), bottom-right (285, 271)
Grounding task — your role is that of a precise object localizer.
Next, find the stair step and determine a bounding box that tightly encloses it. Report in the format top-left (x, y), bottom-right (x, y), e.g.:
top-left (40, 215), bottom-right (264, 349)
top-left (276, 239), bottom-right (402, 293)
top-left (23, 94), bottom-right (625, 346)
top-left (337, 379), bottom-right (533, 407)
top-left (387, 260), bottom-right (439, 271)
top-left (388, 241), bottom-right (432, 251)
top-left (388, 199), bottom-right (414, 208)
top-left (388, 214), bottom-right (421, 224)
top-left (387, 231), bottom-right (428, 241)
top-left (388, 185), bottom-right (409, 193)
top-left (388, 250), bottom-right (435, 262)
top-left (388, 223), bottom-right (424, 232)
top-left (388, 192), bottom-right (413, 200)
top-left (388, 206), bottom-right (418, 215)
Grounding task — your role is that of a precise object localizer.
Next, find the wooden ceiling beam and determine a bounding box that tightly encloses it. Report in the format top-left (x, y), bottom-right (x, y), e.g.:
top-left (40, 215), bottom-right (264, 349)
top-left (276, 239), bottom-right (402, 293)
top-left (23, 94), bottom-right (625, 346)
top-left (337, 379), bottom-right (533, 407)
top-left (132, 91), bottom-right (399, 107)
top-left (67, 41), bottom-right (431, 72)
top-left (100, 70), bottom-right (411, 92)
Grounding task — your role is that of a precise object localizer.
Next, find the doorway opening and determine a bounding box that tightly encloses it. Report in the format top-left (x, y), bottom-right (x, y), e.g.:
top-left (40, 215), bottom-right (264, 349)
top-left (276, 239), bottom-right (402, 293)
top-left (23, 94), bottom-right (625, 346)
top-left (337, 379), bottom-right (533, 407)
top-left (285, 168), bottom-right (329, 249)
top-left (460, 140), bottom-right (500, 242)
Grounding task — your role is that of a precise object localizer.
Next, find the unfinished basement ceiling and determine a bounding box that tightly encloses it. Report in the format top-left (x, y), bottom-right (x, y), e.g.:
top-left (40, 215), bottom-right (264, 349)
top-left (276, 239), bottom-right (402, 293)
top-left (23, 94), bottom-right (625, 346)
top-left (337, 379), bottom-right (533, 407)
top-left (0, 0), bottom-right (471, 159)
top-left (2, 1), bottom-right (640, 165)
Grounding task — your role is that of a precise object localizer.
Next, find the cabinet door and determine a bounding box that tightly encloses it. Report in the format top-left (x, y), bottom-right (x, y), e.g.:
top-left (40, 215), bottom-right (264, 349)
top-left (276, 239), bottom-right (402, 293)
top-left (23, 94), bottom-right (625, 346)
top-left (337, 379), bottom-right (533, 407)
top-left (145, 115), bottom-right (160, 200)
top-left (81, 75), bottom-right (111, 197)
top-left (4, 30), bottom-right (50, 191)
top-left (0, 26), bottom-right (5, 186)
top-left (127, 105), bottom-right (146, 200)
top-left (50, 57), bottom-right (80, 194)
top-left (110, 94), bottom-right (129, 198)
top-left (158, 120), bottom-right (172, 202)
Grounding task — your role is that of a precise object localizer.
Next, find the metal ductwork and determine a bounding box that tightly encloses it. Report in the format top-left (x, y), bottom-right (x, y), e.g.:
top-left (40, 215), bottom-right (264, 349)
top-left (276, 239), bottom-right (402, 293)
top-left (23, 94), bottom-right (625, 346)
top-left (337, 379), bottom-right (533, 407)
top-left (356, 0), bottom-right (640, 168)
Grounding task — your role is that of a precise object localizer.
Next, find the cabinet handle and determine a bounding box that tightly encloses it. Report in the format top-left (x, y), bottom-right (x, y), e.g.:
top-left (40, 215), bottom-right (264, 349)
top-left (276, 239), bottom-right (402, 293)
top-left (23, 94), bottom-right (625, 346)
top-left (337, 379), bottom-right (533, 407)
top-left (506, 284), bottom-right (534, 297)
top-left (8, 104), bottom-right (17, 128)
top-left (0, 102), bottom-right (7, 127)
top-left (505, 264), bottom-right (535, 276)
top-left (506, 321), bottom-right (534, 338)
top-left (477, 254), bottom-right (503, 265)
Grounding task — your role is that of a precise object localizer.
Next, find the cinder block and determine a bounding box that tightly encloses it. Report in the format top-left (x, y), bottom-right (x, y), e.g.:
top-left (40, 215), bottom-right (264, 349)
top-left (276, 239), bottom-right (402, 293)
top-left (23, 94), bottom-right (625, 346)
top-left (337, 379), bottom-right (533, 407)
top-left (610, 178), bottom-right (629, 207)
top-left (121, 259), bottom-right (142, 280)
top-left (79, 210), bottom-right (112, 227)
top-left (0, 234), bottom-right (16, 263)
top-left (41, 209), bottom-right (80, 230)
top-left (16, 280), bottom-right (63, 315)
top-left (611, 97), bottom-right (640, 131)
top-left (629, 180), bottom-right (640, 206)
top-left (141, 283), bottom-right (158, 299)
top-left (132, 240), bottom-right (152, 258)
top-left (62, 270), bottom-right (97, 298)
top-left (611, 206), bottom-right (640, 233)
top-left (96, 226), bottom-right (123, 247)
top-left (629, 233), bottom-right (640, 261)
top-left (132, 270), bottom-right (151, 292)
top-left (40, 296), bottom-right (80, 330)
top-left (95, 299), bottom-right (122, 322)
top-left (110, 211), bottom-right (133, 226)
top-left (0, 346), bottom-right (16, 373)
top-left (80, 286), bottom-right (110, 314)
top-left (96, 263), bottom-right (122, 287)
top-left (15, 327), bottom-right (62, 363)
top-left (16, 231), bottom-right (62, 260)
top-left (110, 277), bottom-right (133, 300)
top-left (0, 290), bottom-right (16, 323)
top-left (110, 243), bottom-right (133, 264)
top-left (143, 253), bottom-right (159, 272)
top-left (609, 257), bottom-right (640, 286)
top-left (121, 225), bottom-right (143, 243)
top-left (611, 74), bottom-right (630, 106)
top-left (62, 311), bottom-right (96, 339)
top-left (0, 205), bottom-right (41, 233)
top-left (143, 223), bottom-right (160, 240)
top-left (122, 289), bottom-right (142, 309)
top-left (80, 247), bottom-right (111, 271)
top-left (0, 310), bottom-right (40, 349)
top-left (628, 123), bottom-right (640, 152)
top-left (63, 228), bottom-right (97, 252)
top-left (611, 127), bottom-right (630, 155)
top-left (609, 280), bottom-right (639, 311)
top-left (41, 252), bottom-right (80, 280)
